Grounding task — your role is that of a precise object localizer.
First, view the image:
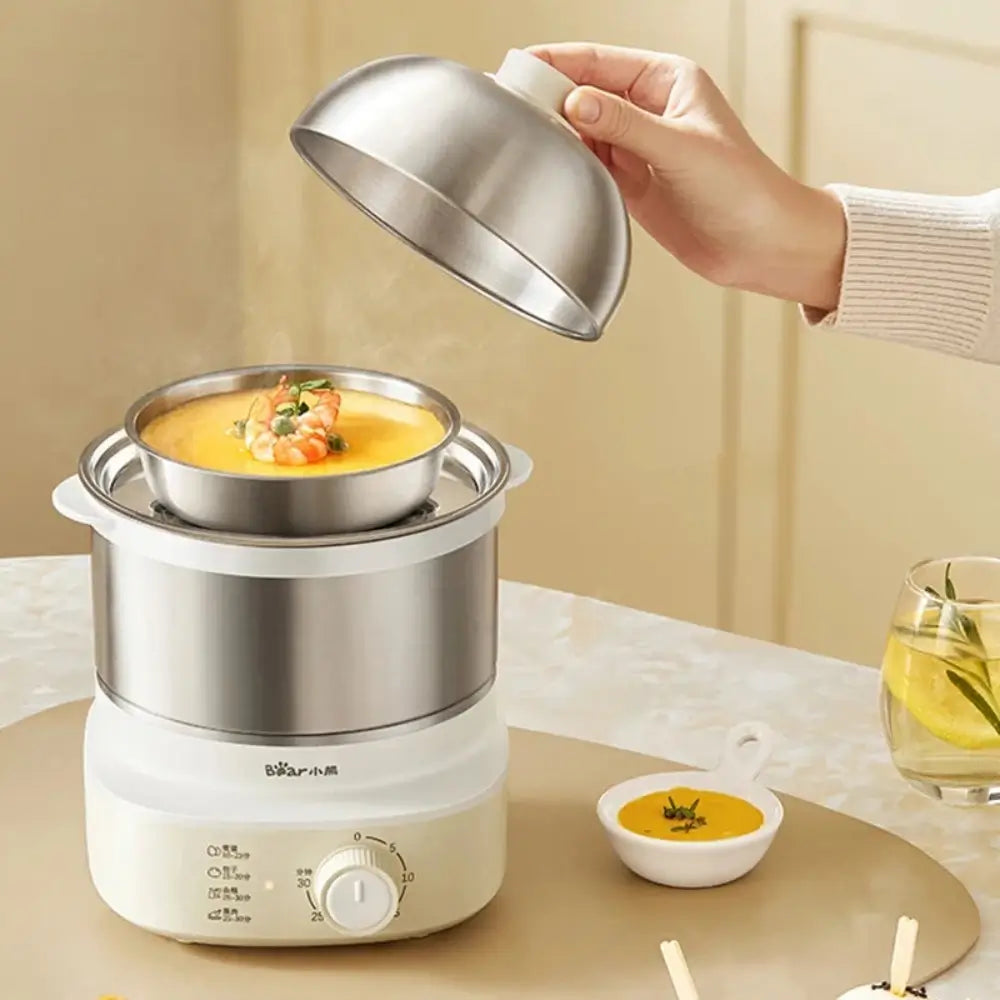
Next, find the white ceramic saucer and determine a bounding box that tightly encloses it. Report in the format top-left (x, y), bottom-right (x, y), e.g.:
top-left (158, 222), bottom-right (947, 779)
top-left (596, 721), bottom-right (784, 889)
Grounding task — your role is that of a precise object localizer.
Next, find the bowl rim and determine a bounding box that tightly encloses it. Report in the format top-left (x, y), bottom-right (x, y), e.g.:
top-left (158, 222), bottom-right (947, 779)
top-left (596, 769), bottom-right (784, 853)
top-left (75, 422), bottom-right (512, 548)
top-left (123, 362), bottom-right (462, 483)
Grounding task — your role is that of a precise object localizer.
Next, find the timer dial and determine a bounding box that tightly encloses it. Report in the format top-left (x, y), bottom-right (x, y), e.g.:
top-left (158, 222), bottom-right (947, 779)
top-left (313, 846), bottom-right (400, 935)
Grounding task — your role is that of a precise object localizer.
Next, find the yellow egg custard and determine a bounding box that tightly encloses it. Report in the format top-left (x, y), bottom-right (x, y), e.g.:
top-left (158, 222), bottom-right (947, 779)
top-left (140, 376), bottom-right (447, 477)
top-left (617, 786), bottom-right (765, 842)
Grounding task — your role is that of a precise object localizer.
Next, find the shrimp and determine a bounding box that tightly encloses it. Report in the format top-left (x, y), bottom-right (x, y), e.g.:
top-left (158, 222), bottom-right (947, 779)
top-left (242, 377), bottom-right (346, 466)
top-left (241, 377), bottom-right (289, 459)
top-left (297, 388), bottom-right (341, 433)
top-left (247, 428), bottom-right (278, 462)
top-left (273, 427), bottom-right (328, 465)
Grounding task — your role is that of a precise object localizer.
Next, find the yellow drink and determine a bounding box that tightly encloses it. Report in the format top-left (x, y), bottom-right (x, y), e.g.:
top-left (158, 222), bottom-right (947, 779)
top-left (881, 607), bottom-right (1000, 797)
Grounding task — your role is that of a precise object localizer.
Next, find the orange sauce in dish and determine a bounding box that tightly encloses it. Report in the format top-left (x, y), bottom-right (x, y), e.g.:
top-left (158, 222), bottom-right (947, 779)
top-left (617, 787), bottom-right (764, 842)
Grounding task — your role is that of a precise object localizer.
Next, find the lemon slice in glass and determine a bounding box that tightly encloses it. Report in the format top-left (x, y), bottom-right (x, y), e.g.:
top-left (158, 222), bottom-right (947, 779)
top-left (882, 628), bottom-right (1000, 750)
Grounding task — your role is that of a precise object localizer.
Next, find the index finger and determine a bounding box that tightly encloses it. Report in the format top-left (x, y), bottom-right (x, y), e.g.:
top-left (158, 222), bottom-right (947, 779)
top-left (526, 42), bottom-right (685, 113)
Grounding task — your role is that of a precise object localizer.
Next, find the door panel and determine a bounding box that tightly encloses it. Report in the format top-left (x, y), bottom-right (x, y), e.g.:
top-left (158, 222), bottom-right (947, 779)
top-left (0, 0), bottom-right (241, 556)
top-left (741, 1), bottom-right (1000, 664)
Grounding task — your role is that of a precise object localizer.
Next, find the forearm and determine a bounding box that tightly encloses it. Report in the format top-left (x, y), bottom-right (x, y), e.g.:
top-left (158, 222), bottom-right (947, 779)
top-left (796, 185), bottom-right (1000, 362)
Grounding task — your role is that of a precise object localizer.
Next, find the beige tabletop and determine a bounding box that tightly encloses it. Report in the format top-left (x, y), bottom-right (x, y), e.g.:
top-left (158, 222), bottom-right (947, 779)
top-left (0, 700), bottom-right (980, 997)
top-left (1, 554), bottom-right (998, 996)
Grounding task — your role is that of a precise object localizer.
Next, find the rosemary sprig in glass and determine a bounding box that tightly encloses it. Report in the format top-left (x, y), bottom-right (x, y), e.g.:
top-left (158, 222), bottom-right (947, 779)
top-left (911, 562), bottom-right (1000, 736)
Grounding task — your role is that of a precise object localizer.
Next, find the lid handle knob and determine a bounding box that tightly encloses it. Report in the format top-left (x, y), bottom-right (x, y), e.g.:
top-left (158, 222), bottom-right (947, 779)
top-left (493, 49), bottom-right (576, 119)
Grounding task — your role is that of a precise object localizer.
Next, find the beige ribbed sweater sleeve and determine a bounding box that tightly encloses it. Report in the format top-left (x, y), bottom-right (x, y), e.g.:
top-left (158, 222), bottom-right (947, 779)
top-left (802, 184), bottom-right (1000, 362)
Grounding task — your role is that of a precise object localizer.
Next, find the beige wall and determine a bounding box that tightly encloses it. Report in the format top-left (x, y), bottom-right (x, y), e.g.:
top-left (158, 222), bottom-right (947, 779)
top-left (0, 0), bottom-right (242, 556)
top-left (6, 0), bottom-right (1000, 669)
top-left (736, 0), bottom-right (1000, 664)
top-left (3, 0), bottom-right (734, 634)
top-left (236, 0), bottom-right (736, 630)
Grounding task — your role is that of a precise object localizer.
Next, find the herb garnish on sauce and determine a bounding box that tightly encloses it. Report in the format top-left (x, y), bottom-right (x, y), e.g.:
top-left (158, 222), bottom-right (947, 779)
top-left (662, 795), bottom-right (708, 834)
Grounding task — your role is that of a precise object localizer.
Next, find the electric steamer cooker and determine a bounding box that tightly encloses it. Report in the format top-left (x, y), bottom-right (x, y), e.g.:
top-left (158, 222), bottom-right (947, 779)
top-left (54, 363), bottom-right (532, 945)
top-left (50, 48), bottom-right (631, 947)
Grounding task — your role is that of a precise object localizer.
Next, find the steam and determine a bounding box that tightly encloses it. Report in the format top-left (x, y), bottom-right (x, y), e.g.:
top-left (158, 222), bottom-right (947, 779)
top-left (258, 327), bottom-right (296, 365)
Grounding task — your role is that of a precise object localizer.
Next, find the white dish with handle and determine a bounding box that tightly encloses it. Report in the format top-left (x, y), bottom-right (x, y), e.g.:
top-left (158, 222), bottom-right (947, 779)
top-left (596, 721), bottom-right (784, 889)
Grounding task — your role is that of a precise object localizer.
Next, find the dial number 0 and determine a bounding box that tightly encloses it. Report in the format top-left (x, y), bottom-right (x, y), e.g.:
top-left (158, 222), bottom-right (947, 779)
top-left (347, 832), bottom-right (415, 890)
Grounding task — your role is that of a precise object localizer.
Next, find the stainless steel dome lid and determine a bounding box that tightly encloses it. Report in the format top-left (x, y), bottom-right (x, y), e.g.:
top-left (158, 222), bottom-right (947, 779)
top-left (289, 48), bottom-right (631, 341)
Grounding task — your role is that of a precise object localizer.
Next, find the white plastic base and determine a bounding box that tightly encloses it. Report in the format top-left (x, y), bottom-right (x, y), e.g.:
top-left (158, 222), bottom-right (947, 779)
top-left (83, 688), bottom-right (508, 946)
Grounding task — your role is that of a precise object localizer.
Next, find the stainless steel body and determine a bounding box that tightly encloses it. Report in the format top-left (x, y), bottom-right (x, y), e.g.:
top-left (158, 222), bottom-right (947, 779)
top-left (125, 364), bottom-right (461, 537)
top-left (58, 422), bottom-right (520, 746)
top-left (90, 529), bottom-right (497, 744)
top-left (290, 50), bottom-right (631, 341)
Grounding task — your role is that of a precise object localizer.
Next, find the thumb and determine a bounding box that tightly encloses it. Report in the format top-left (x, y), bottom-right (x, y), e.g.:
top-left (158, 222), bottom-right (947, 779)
top-left (564, 86), bottom-right (670, 166)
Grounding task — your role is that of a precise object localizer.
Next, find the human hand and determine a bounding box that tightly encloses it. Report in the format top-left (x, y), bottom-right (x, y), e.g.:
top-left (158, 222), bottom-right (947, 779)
top-left (528, 43), bottom-right (846, 312)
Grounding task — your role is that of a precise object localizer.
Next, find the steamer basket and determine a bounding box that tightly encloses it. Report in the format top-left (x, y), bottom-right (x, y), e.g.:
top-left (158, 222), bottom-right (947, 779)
top-left (124, 364), bottom-right (462, 536)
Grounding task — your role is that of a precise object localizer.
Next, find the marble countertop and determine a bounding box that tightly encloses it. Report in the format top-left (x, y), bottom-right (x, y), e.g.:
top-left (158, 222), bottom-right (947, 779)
top-left (2, 554), bottom-right (997, 995)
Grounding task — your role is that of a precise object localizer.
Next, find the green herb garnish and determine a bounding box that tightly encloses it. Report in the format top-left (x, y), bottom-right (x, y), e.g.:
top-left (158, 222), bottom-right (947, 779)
top-left (927, 563), bottom-right (988, 653)
top-left (945, 670), bottom-right (1000, 737)
top-left (946, 562), bottom-right (987, 652)
top-left (271, 414), bottom-right (296, 437)
top-left (662, 796), bottom-right (707, 834)
top-left (226, 377), bottom-right (336, 446)
top-left (282, 379), bottom-right (330, 417)
top-left (229, 393), bottom-right (264, 438)
top-left (922, 564), bottom-right (1000, 731)
top-left (870, 983), bottom-right (928, 998)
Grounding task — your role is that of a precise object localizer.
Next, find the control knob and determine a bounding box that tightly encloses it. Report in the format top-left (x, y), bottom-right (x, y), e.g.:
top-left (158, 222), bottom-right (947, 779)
top-left (313, 846), bottom-right (400, 936)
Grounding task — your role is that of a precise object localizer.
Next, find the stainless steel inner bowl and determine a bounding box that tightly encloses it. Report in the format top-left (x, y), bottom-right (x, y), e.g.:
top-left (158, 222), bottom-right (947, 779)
top-left (124, 364), bottom-right (461, 536)
top-left (65, 422), bottom-right (513, 744)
